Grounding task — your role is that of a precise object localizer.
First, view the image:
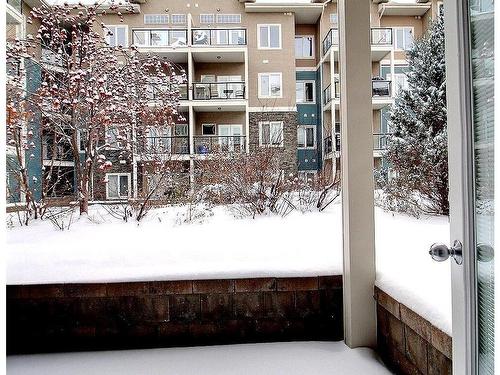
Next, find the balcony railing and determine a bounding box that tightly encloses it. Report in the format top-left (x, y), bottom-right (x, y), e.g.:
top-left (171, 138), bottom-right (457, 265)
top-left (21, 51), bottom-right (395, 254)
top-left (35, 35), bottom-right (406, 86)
top-left (145, 83), bottom-right (188, 100)
top-left (132, 29), bottom-right (188, 47)
top-left (192, 82), bottom-right (246, 100)
top-left (41, 47), bottom-right (63, 67)
top-left (373, 133), bottom-right (390, 151)
top-left (7, 0), bottom-right (22, 13)
top-left (142, 136), bottom-right (190, 154)
top-left (192, 29), bottom-right (247, 46)
top-left (194, 136), bottom-right (246, 154)
top-left (323, 27), bottom-right (394, 56)
top-left (322, 28), bottom-right (339, 55)
top-left (370, 28), bottom-right (393, 46)
top-left (323, 84), bottom-right (332, 105)
top-left (372, 80), bottom-right (392, 97)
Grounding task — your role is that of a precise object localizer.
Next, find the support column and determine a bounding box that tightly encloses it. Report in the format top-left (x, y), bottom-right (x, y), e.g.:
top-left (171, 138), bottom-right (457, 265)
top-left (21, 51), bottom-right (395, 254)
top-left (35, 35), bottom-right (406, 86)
top-left (188, 105), bottom-right (195, 190)
top-left (338, 0), bottom-right (376, 348)
top-left (390, 49), bottom-right (395, 97)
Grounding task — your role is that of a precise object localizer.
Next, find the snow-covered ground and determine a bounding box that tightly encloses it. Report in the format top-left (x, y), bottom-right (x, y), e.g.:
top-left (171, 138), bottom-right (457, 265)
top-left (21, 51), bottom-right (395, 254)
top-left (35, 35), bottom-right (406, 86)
top-left (6, 200), bottom-right (451, 334)
top-left (7, 341), bottom-right (392, 375)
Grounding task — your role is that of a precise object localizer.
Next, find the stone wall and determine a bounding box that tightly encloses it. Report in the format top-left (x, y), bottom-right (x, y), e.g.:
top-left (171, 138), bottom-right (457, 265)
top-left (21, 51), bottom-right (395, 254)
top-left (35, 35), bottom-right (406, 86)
top-left (249, 111), bottom-right (298, 174)
top-left (7, 276), bottom-right (343, 354)
top-left (375, 286), bottom-right (452, 375)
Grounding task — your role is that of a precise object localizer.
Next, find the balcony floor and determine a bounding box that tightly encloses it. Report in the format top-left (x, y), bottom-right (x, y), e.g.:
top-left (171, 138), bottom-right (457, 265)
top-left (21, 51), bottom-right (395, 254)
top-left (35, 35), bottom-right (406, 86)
top-left (7, 342), bottom-right (391, 375)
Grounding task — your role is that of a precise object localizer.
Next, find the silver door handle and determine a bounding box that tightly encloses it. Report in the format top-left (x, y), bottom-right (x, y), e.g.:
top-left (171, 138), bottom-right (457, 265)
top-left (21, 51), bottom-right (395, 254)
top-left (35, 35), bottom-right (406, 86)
top-left (429, 240), bottom-right (463, 265)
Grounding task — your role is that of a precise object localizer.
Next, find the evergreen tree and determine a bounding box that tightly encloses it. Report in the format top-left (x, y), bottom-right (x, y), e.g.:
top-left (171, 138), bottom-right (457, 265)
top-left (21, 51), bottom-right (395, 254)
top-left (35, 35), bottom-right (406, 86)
top-left (383, 14), bottom-right (448, 216)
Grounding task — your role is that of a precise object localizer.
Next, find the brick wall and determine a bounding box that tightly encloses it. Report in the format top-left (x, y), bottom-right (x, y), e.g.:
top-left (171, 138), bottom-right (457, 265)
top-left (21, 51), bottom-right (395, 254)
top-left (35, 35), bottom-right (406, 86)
top-left (375, 286), bottom-right (452, 375)
top-left (249, 111), bottom-right (298, 175)
top-left (7, 276), bottom-right (343, 354)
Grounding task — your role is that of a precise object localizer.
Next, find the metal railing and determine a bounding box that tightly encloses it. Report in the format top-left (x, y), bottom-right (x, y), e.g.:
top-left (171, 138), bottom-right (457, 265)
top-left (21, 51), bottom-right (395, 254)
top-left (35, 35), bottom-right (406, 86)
top-left (323, 84), bottom-right (332, 105)
top-left (194, 135), bottom-right (246, 154)
top-left (322, 27), bottom-right (393, 56)
top-left (322, 28), bottom-right (339, 55)
top-left (324, 135), bottom-right (332, 155)
top-left (373, 133), bottom-right (390, 151)
top-left (41, 47), bottom-right (63, 67)
top-left (370, 28), bottom-right (393, 46)
top-left (132, 29), bottom-right (188, 47)
top-left (372, 80), bottom-right (392, 97)
top-left (192, 82), bottom-right (245, 100)
top-left (142, 136), bottom-right (190, 154)
top-left (192, 29), bottom-right (247, 46)
top-left (145, 83), bottom-right (188, 100)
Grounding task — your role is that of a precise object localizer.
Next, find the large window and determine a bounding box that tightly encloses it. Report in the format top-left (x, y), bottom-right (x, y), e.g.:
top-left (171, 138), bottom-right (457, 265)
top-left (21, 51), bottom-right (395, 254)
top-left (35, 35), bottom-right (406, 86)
top-left (144, 14), bottom-right (169, 24)
top-left (296, 81), bottom-right (315, 103)
top-left (258, 73), bottom-right (282, 98)
top-left (106, 173), bottom-right (130, 200)
top-left (259, 121), bottom-right (283, 147)
top-left (216, 14), bottom-right (241, 24)
top-left (393, 27), bottom-right (413, 50)
top-left (105, 25), bottom-right (127, 47)
top-left (297, 125), bottom-right (316, 149)
top-left (295, 36), bottom-right (314, 58)
top-left (258, 24), bottom-right (281, 49)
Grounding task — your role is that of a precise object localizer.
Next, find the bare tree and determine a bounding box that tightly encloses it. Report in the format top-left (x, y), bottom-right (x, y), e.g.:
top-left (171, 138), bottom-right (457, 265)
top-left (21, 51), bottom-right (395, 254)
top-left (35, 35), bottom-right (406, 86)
top-left (6, 2), bottom-right (185, 215)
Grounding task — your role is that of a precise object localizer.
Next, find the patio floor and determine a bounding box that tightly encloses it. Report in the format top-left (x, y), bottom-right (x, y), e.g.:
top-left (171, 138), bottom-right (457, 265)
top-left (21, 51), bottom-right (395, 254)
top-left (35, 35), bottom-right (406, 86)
top-left (7, 341), bottom-right (392, 375)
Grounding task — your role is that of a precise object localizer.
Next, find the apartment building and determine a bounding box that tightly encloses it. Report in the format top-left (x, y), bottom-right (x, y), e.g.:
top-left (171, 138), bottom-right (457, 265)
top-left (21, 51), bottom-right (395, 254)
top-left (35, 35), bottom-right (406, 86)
top-left (6, 0), bottom-right (443, 203)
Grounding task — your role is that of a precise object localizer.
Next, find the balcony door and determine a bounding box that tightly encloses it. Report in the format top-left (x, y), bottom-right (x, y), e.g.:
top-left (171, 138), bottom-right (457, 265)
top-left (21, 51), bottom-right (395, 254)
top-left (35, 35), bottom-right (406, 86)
top-left (217, 75), bottom-right (242, 99)
top-left (444, 0), bottom-right (494, 374)
top-left (218, 124), bottom-right (242, 152)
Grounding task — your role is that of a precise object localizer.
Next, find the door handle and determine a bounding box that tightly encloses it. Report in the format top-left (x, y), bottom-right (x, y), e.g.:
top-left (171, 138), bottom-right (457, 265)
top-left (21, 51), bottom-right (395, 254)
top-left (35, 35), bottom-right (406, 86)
top-left (429, 240), bottom-right (463, 265)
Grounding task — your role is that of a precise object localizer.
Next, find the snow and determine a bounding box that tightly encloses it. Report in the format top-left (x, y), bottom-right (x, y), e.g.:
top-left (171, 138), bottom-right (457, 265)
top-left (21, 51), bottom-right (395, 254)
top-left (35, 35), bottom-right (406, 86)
top-left (7, 341), bottom-right (392, 375)
top-left (6, 200), bottom-right (451, 334)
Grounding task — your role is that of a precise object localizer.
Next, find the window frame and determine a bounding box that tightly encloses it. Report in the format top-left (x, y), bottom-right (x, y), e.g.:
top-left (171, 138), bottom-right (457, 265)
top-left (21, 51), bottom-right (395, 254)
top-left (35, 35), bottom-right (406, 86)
top-left (393, 26), bottom-right (414, 51)
top-left (216, 14), bottom-right (242, 24)
top-left (104, 25), bottom-right (128, 47)
top-left (259, 121), bottom-right (284, 147)
top-left (143, 14), bottom-right (169, 25)
top-left (257, 24), bottom-right (282, 50)
top-left (202, 123), bottom-right (217, 136)
top-left (200, 14), bottom-right (215, 24)
top-left (295, 35), bottom-right (315, 59)
top-left (171, 14), bottom-right (187, 24)
top-left (258, 72), bottom-right (283, 98)
top-left (296, 80), bottom-right (316, 104)
top-left (297, 125), bottom-right (316, 149)
top-left (105, 124), bottom-right (129, 150)
top-left (106, 173), bottom-right (131, 200)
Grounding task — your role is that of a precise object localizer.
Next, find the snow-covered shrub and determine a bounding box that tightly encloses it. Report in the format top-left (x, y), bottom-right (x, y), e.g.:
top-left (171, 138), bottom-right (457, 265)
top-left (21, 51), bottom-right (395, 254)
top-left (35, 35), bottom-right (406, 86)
top-left (381, 14), bottom-right (448, 217)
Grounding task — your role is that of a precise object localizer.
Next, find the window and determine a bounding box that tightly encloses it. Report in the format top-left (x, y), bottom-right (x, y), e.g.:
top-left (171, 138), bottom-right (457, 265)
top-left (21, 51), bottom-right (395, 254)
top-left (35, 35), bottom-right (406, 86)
top-left (171, 14), bottom-right (187, 24)
top-left (295, 36), bottom-right (314, 58)
top-left (105, 125), bottom-right (128, 149)
top-left (202, 124), bottom-right (216, 135)
top-left (105, 25), bottom-right (127, 47)
top-left (393, 27), bottom-right (413, 50)
top-left (258, 73), bottom-right (282, 98)
top-left (438, 2), bottom-right (444, 17)
top-left (296, 81), bottom-right (315, 103)
top-left (216, 14), bottom-right (241, 24)
top-left (298, 170), bottom-right (317, 182)
top-left (329, 13), bottom-right (338, 24)
top-left (175, 124), bottom-right (188, 136)
top-left (258, 24), bottom-right (281, 49)
top-left (297, 125), bottom-right (316, 148)
top-left (106, 173), bottom-right (130, 199)
top-left (144, 14), bottom-right (169, 24)
top-left (259, 121), bottom-right (284, 147)
top-left (200, 14), bottom-right (215, 24)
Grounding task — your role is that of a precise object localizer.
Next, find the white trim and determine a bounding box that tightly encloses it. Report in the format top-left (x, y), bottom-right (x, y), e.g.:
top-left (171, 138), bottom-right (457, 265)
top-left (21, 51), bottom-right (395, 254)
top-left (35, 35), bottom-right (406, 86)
top-left (392, 26), bottom-right (414, 51)
top-left (258, 121), bottom-right (284, 147)
top-left (297, 125), bottom-right (316, 149)
top-left (105, 172), bottom-right (132, 200)
top-left (257, 24), bottom-right (282, 49)
top-left (296, 80), bottom-right (316, 104)
top-left (258, 72), bottom-right (283, 98)
top-left (42, 160), bottom-right (75, 167)
top-left (295, 67), bottom-right (317, 72)
top-left (248, 106), bottom-right (297, 112)
top-left (295, 35), bottom-right (315, 59)
top-left (104, 24), bottom-right (129, 47)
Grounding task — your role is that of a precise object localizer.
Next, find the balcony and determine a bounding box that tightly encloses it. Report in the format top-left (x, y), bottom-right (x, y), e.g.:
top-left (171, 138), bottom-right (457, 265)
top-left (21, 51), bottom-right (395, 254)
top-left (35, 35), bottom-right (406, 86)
top-left (324, 133), bottom-right (389, 157)
top-left (373, 133), bottom-right (389, 151)
top-left (372, 80), bottom-right (392, 97)
top-left (323, 80), bottom-right (391, 109)
top-left (132, 29), bottom-right (188, 48)
top-left (194, 135), bottom-right (246, 154)
top-left (192, 29), bottom-right (247, 46)
top-left (146, 83), bottom-right (189, 101)
top-left (322, 27), bottom-right (393, 58)
top-left (142, 136), bottom-right (190, 155)
top-left (192, 82), bottom-right (246, 100)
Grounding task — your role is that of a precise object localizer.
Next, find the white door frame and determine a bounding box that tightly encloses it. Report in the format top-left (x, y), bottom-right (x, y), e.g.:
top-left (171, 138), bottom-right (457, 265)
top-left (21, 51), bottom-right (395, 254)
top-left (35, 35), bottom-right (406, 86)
top-left (444, 0), bottom-right (477, 374)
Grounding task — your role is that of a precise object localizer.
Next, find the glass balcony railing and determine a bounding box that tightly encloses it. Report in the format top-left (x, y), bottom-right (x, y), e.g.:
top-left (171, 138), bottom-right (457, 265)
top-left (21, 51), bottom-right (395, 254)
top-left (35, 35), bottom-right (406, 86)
top-left (373, 133), bottom-right (390, 151)
top-left (372, 80), bottom-right (392, 97)
top-left (370, 28), bottom-right (393, 46)
top-left (194, 135), bottom-right (246, 154)
top-left (145, 83), bottom-right (188, 101)
top-left (142, 136), bottom-right (190, 154)
top-left (192, 29), bottom-right (247, 46)
top-left (132, 29), bottom-right (188, 47)
top-left (192, 82), bottom-right (246, 100)
top-left (7, 0), bottom-right (22, 13)
top-left (325, 133), bottom-right (390, 155)
top-left (322, 27), bottom-right (394, 56)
